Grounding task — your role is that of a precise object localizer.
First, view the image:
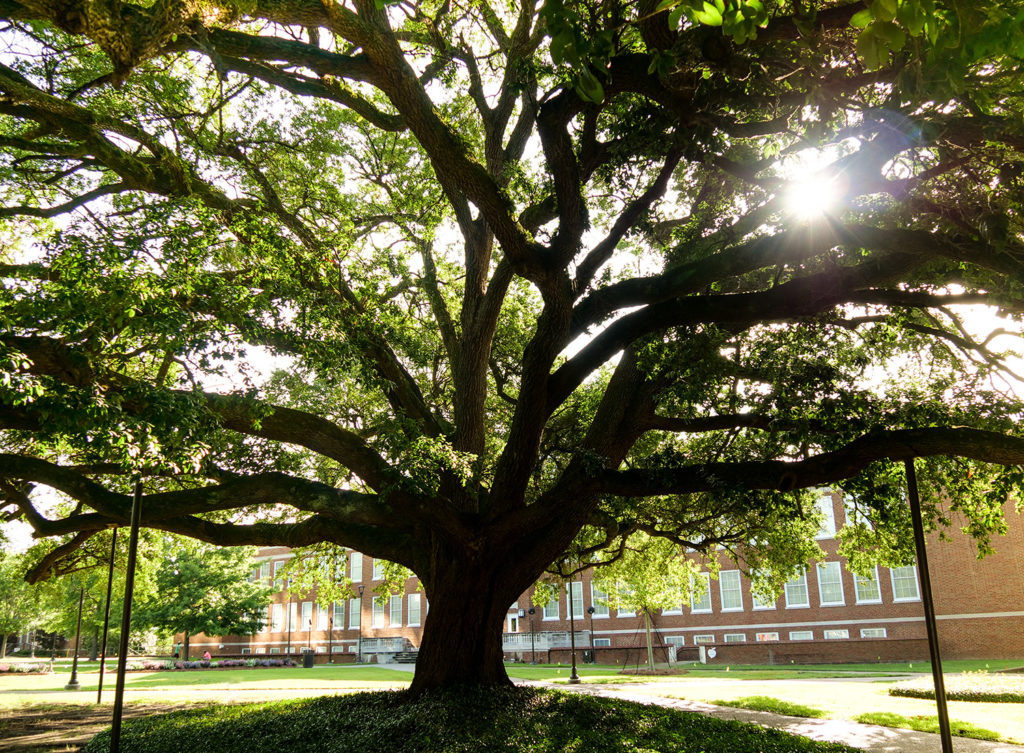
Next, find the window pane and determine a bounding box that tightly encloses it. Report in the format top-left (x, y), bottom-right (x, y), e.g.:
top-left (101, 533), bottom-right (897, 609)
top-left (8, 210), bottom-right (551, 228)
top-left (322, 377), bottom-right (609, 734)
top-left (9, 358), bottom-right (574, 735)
top-left (784, 571), bottom-right (810, 608)
top-left (543, 592), bottom-right (559, 620)
top-left (789, 630), bottom-right (813, 641)
top-left (817, 562), bottom-right (845, 606)
top-left (349, 552), bottom-right (362, 581)
top-left (372, 559), bottom-right (385, 580)
top-left (348, 598), bottom-right (361, 629)
top-left (891, 565), bottom-right (920, 601)
top-left (301, 601), bottom-right (313, 630)
top-left (570, 582), bottom-right (584, 617)
top-left (690, 573), bottom-right (712, 613)
top-left (590, 586), bottom-right (609, 617)
top-left (854, 567), bottom-right (881, 603)
top-left (815, 493), bottom-right (836, 538)
top-left (333, 601), bottom-right (343, 626)
top-left (408, 594), bottom-right (421, 626)
top-left (372, 600), bottom-right (386, 627)
top-left (719, 570), bottom-right (743, 611)
top-left (389, 595), bottom-right (402, 626)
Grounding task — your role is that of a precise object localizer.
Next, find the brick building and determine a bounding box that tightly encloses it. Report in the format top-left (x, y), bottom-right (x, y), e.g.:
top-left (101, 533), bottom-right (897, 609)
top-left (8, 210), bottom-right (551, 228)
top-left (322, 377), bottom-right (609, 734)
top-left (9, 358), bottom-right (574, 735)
top-left (185, 491), bottom-right (1024, 665)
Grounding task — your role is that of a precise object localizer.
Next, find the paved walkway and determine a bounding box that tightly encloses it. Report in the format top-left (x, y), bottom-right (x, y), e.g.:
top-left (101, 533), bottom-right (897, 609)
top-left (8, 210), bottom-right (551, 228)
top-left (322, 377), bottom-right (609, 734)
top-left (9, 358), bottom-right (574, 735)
top-left (550, 682), bottom-right (1024, 753)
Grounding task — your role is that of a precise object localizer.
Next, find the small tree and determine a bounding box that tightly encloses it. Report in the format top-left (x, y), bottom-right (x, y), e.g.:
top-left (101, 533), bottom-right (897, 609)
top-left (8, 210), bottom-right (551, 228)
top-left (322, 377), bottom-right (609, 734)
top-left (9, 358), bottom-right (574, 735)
top-left (0, 551), bottom-right (41, 657)
top-left (134, 540), bottom-right (270, 660)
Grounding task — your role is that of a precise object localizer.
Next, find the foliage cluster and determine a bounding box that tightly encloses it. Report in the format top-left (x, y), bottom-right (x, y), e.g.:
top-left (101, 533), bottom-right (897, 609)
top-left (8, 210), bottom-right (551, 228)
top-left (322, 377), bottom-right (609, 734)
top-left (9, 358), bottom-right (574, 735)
top-left (709, 695), bottom-right (828, 718)
top-left (889, 672), bottom-right (1024, 704)
top-left (82, 688), bottom-right (861, 753)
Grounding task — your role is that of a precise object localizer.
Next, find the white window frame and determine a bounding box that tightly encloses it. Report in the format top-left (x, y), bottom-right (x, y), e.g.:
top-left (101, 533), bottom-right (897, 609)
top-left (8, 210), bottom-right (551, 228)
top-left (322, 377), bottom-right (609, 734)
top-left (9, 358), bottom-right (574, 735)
top-left (665, 635), bottom-right (685, 646)
top-left (693, 634), bottom-right (715, 645)
top-left (815, 492), bottom-right (837, 539)
top-left (750, 578), bottom-right (776, 611)
top-left (389, 595), bottom-right (402, 626)
top-left (407, 593), bottom-right (421, 626)
top-left (789, 630), bottom-right (814, 641)
top-left (348, 598), bottom-right (361, 629)
top-left (569, 581), bottom-right (584, 618)
top-left (260, 562), bottom-right (271, 583)
top-left (689, 573), bottom-right (712, 614)
top-left (316, 603), bottom-right (329, 631)
top-left (860, 627), bottom-right (887, 638)
top-left (372, 599), bottom-right (386, 627)
top-left (271, 603), bottom-right (283, 632)
top-left (784, 570), bottom-right (810, 608)
top-left (590, 585), bottom-right (609, 618)
top-left (349, 552), bottom-right (362, 582)
top-left (288, 602), bottom-right (297, 631)
top-left (853, 566), bottom-right (882, 604)
top-left (543, 591), bottom-right (560, 621)
top-left (372, 558), bottom-right (385, 580)
top-left (333, 601), bottom-right (343, 627)
top-left (723, 633), bottom-right (746, 643)
top-left (756, 632), bottom-right (780, 642)
top-left (593, 638), bottom-right (611, 647)
top-left (824, 629), bottom-right (850, 640)
top-left (816, 561), bottom-right (845, 606)
top-left (890, 565), bottom-right (921, 602)
top-left (301, 601), bottom-right (313, 631)
top-left (719, 570), bottom-right (743, 612)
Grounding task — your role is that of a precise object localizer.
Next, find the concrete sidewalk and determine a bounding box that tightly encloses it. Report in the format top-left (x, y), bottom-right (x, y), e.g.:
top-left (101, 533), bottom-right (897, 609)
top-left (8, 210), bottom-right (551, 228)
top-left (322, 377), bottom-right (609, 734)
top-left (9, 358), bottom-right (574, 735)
top-left (560, 683), bottom-right (1024, 753)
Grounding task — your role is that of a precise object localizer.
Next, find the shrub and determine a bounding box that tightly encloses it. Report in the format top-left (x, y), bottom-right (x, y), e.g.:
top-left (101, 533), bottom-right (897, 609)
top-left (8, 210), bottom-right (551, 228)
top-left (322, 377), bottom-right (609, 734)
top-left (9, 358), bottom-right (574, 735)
top-left (889, 672), bottom-right (1024, 704)
top-left (81, 688), bottom-right (862, 753)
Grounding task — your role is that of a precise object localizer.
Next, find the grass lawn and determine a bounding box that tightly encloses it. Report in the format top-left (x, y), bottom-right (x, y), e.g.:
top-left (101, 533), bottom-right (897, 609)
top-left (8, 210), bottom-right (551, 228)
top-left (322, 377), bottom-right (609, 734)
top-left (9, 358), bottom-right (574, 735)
top-left (80, 687), bottom-right (862, 753)
top-left (0, 665), bottom-right (412, 709)
top-left (630, 676), bottom-right (1024, 743)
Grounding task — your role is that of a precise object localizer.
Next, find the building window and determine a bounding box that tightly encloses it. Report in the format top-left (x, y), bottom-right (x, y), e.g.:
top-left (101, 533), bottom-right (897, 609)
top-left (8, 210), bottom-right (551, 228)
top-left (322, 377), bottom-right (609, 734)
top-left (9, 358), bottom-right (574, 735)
top-left (271, 603), bottom-right (283, 632)
top-left (331, 646), bottom-right (345, 653)
top-left (372, 558), bottom-right (385, 580)
top-left (789, 630), bottom-right (814, 641)
top-left (288, 602), bottom-right (298, 631)
top-left (543, 592), bottom-right (560, 620)
top-left (301, 601), bottom-right (313, 631)
top-left (569, 581), bottom-right (584, 618)
top-left (273, 560), bottom-right (285, 586)
top-left (590, 585), bottom-right (609, 618)
top-left (241, 647), bottom-right (252, 655)
top-left (816, 562), bottom-right (845, 606)
top-left (348, 598), bottom-right (361, 629)
top-left (372, 599), bottom-right (386, 628)
top-left (854, 567), bottom-right (882, 604)
top-left (860, 627), bottom-right (887, 638)
top-left (690, 573), bottom-right (712, 613)
top-left (408, 593), bottom-right (421, 626)
top-left (724, 633), bottom-right (746, 643)
top-left (315, 646), bottom-right (326, 654)
top-left (750, 576), bottom-right (776, 610)
top-left (317, 603), bottom-right (329, 631)
top-left (824, 629), bottom-right (850, 640)
top-left (815, 492), bottom-right (836, 539)
top-left (720, 570), bottom-right (743, 611)
top-left (269, 647), bottom-right (281, 654)
top-left (784, 570), bottom-right (810, 608)
top-left (593, 638), bottom-right (611, 647)
top-left (389, 595), bottom-right (402, 626)
top-left (255, 648), bottom-right (267, 654)
top-left (349, 552), bottom-right (362, 582)
top-left (266, 605), bottom-right (273, 633)
top-left (260, 562), bottom-right (271, 583)
top-left (891, 565), bottom-right (920, 601)
top-left (665, 635), bottom-right (685, 646)
top-left (333, 601), bottom-right (343, 627)
top-left (756, 632), bottom-right (780, 642)
top-left (693, 634), bottom-right (715, 645)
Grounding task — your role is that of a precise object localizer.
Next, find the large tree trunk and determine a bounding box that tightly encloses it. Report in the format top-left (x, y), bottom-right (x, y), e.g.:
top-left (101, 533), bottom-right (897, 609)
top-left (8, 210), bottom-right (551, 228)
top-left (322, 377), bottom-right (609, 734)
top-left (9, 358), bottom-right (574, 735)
top-left (408, 561), bottom-right (521, 695)
top-left (88, 627), bottom-right (99, 661)
top-left (183, 632), bottom-right (190, 661)
top-left (1, 633), bottom-right (7, 659)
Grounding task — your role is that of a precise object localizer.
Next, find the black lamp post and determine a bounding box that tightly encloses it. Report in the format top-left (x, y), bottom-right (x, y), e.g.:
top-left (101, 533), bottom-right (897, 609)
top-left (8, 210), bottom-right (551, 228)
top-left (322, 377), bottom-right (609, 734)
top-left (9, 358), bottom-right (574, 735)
top-left (356, 584), bottom-right (364, 663)
top-left (587, 606), bottom-right (596, 664)
top-left (286, 599), bottom-right (292, 658)
top-left (527, 607), bottom-right (536, 664)
top-left (568, 582), bottom-right (580, 684)
top-left (65, 586), bottom-right (85, 690)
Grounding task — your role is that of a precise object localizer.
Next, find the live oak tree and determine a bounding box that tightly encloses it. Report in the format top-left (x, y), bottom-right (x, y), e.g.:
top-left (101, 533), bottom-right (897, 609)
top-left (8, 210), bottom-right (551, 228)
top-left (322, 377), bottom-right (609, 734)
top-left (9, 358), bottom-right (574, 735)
top-left (2, 0), bottom-right (1024, 693)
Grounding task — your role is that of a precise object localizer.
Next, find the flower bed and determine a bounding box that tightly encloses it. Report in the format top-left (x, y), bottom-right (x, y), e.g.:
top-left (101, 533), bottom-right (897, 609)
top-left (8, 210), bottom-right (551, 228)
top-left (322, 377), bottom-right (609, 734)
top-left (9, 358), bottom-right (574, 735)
top-left (889, 672), bottom-right (1024, 703)
top-left (0, 663), bottom-right (54, 674)
top-left (129, 658), bottom-right (298, 671)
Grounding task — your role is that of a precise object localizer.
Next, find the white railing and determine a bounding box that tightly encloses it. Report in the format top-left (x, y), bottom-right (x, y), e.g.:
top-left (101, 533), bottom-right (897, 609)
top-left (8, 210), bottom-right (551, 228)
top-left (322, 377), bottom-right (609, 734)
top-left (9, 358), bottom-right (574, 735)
top-left (360, 637), bottom-right (406, 653)
top-left (502, 631), bottom-right (589, 651)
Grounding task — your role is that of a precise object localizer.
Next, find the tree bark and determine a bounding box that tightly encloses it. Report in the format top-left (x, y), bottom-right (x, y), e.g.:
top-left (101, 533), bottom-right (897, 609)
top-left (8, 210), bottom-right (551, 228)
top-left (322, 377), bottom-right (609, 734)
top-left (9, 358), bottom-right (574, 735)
top-left (408, 561), bottom-right (521, 695)
top-left (183, 632), bottom-right (190, 661)
top-left (88, 627), bottom-right (99, 661)
top-left (1, 633), bottom-right (7, 659)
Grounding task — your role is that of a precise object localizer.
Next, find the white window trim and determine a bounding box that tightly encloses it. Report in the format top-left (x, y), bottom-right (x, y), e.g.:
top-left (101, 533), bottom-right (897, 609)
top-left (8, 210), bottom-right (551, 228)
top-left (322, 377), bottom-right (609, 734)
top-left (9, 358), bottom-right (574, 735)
top-left (824, 629), bottom-right (850, 640)
top-left (755, 632), bottom-right (780, 642)
top-left (590, 584), bottom-right (609, 618)
top-left (784, 570), bottom-right (810, 609)
top-left (723, 633), bottom-right (747, 643)
top-left (860, 627), bottom-right (887, 638)
top-left (593, 638), bottom-right (612, 647)
top-left (693, 634), bottom-right (715, 645)
top-left (719, 570), bottom-right (744, 612)
top-left (690, 573), bottom-right (712, 614)
top-left (890, 566), bottom-right (921, 602)
top-left (789, 630), bottom-right (814, 641)
top-left (854, 566), bottom-right (883, 605)
top-left (543, 593), bottom-right (560, 621)
top-left (815, 492), bottom-right (837, 539)
top-left (816, 562), bottom-right (846, 607)
top-left (389, 595), bottom-right (402, 627)
top-left (407, 593), bottom-right (421, 627)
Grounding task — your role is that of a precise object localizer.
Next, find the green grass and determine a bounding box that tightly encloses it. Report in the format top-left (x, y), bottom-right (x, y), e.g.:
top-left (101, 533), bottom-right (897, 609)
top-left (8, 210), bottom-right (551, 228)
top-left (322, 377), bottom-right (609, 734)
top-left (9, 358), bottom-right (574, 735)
top-left (890, 672), bottom-right (1024, 703)
top-left (710, 695), bottom-right (828, 718)
top-left (81, 687), bottom-right (862, 753)
top-left (854, 711), bottom-right (1002, 741)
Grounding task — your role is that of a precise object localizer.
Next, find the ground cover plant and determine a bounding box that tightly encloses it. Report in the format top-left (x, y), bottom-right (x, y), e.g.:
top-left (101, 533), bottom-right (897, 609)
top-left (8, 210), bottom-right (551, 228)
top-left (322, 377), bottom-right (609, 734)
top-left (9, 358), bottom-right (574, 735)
top-left (82, 688), bottom-right (861, 753)
top-left (890, 672), bottom-right (1024, 703)
top-left (854, 711), bottom-right (1001, 741)
top-left (710, 696), bottom-right (827, 718)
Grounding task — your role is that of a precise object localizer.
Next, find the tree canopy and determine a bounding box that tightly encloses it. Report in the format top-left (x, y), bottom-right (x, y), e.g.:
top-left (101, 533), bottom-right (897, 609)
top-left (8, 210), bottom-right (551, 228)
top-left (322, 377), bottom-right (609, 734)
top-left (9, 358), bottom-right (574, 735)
top-left (2, 0), bottom-right (1024, 691)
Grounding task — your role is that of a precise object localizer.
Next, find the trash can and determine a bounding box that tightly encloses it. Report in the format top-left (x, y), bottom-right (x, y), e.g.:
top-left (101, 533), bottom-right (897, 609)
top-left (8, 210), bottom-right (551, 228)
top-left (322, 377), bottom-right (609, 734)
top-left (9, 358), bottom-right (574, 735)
top-left (302, 649), bottom-right (315, 668)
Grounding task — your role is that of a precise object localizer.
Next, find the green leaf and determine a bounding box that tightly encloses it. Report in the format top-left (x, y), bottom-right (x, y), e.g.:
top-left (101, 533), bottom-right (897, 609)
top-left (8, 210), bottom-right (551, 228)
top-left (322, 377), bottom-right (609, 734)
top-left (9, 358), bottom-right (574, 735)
top-left (654, 0), bottom-right (678, 12)
top-left (694, 0), bottom-right (724, 26)
top-left (873, 20), bottom-right (907, 50)
top-left (857, 28), bottom-right (884, 69)
top-left (668, 5), bottom-right (687, 28)
top-left (575, 67), bottom-right (604, 103)
top-left (850, 9), bottom-right (873, 28)
top-left (873, 0), bottom-right (898, 22)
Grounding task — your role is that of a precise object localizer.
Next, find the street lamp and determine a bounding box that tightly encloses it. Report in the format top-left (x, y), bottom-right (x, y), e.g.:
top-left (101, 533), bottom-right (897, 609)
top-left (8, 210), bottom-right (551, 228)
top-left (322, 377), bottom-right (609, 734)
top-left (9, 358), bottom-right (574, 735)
top-left (587, 606), bottom-right (596, 664)
top-left (65, 586), bottom-right (85, 690)
top-left (527, 607), bottom-right (536, 664)
top-left (356, 584), bottom-right (364, 663)
top-left (286, 598), bottom-right (292, 657)
top-left (568, 581), bottom-right (580, 684)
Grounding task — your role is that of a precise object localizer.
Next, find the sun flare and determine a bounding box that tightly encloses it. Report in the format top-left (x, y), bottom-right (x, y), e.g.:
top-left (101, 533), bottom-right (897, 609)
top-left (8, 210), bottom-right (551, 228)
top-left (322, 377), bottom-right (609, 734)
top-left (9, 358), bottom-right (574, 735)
top-left (784, 175), bottom-right (844, 220)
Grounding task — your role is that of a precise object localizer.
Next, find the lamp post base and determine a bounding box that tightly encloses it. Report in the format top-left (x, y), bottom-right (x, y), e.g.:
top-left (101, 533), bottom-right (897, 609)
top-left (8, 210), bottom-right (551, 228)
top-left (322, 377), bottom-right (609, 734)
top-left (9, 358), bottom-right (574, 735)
top-left (65, 679), bottom-right (80, 690)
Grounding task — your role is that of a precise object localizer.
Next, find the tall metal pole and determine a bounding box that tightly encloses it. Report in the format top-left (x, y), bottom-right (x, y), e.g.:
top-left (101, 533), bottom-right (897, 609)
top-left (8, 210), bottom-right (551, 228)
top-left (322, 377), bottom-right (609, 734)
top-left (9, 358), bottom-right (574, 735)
top-left (328, 552), bottom-right (336, 663)
top-left (568, 581), bottom-right (580, 684)
top-left (286, 599), bottom-right (292, 657)
top-left (97, 527), bottom-right (119, 703)
top-left (64, 587), bottom-right (85, 690)
top-left (111, 481), bottom-right (143, 753)
top-left (528, 608), bottom-right (536, 664)
top-left (905, 459), bottom-right (954, 753)
top-left (357, 585), bottom-right (364, 663)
